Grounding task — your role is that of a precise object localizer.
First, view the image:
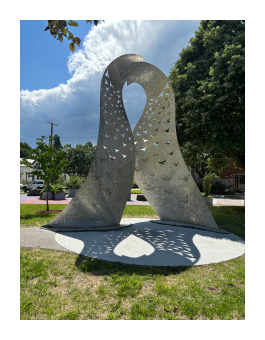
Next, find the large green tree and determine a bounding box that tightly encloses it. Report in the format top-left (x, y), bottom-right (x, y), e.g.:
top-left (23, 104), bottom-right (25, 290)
top-left (64, 142), bottom-right (96, 177)
top-left (169, 20), bottom-right (245, 169)
top-left (21, 136), bottom-right (68, 211)
top-left (45, 20), bottom-right (104, 52)
top-left (52, 134), bottom-right (62, 150)
top-left (20, 142), bottom-right (33, 159)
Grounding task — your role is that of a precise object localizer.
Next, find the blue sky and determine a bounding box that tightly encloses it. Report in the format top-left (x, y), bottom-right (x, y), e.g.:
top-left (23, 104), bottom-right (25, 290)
top-left (20, 20), bottom-right (201, 148)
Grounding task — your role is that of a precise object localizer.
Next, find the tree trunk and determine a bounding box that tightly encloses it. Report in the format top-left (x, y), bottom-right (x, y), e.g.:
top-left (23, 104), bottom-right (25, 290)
top-left (226, 146), bottom-right (245, 169)
top-left (46, 182), bottom-right (49, 212)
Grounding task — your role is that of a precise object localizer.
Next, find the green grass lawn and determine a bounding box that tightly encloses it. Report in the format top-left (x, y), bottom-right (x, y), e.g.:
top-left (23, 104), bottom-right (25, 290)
top-left (131, 189), bottom-right (142, 194)
top-left (20, 204), bottom-right (245, 320)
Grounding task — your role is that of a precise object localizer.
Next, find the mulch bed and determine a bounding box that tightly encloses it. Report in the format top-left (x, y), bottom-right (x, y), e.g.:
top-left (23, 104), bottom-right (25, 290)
top-left (36, 210), bottom-right (62, 214)
top-left (235, 209), bottom-right (245, 213)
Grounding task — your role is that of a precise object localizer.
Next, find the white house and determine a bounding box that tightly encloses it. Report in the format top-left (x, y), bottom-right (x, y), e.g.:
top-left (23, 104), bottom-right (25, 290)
top-left (20, 158), bottom-right (70, 183)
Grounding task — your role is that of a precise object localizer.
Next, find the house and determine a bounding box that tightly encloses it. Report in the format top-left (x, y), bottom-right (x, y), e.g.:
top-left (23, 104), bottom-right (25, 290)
top-left (20, 158), bottom-right (70, 183)
top-left (219, 158), bottom-right (245, 190)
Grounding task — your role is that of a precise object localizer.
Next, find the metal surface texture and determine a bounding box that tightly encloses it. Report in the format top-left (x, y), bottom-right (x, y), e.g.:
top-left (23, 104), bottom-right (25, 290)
top-left (43, 54), bottom-right (218, 231)
top-left (127, 62), bottom-right (218, 229)
top-left (43, 54), bottom-right (143, 230)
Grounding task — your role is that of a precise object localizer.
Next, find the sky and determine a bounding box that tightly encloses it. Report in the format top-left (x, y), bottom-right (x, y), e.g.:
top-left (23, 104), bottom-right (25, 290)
top-left (20, 20), bottom-right (201, 148)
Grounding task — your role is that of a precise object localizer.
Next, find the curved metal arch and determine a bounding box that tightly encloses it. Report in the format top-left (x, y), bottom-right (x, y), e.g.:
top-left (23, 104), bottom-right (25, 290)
top-left (127, 61), bottom-right (218, 229)
top-left (43, 54), bottom-right (143, 231)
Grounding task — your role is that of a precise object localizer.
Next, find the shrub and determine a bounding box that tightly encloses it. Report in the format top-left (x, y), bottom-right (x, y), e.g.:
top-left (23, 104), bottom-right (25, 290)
top-left (41, 184), bottom-right (55, 194)
top-left (65, 176), bottom-right (85, 189)
top-left (131, 179), bottom-right (138, 188)
top-left (211, 181), bottom-right (226, 194)
top-left (53, 183), bottom-right (67, 194)
top-left (196, 183), bottom-right (203, 192)
top-left (203, 173), bottom-right (219, 197)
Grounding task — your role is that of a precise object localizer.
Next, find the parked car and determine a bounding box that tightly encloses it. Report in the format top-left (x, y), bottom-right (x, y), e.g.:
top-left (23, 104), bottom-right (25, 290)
top-left (21, 180), bottom-right (45, 192)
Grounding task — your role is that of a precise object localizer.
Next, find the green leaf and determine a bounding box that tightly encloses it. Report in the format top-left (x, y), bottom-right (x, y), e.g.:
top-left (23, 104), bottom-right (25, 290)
top-left (69, 42), bottom-right (75, 52)
top-left (94, 20), bottom-right (99, 26)
top-left (69, 21), bottom-right (78, 27)
top-left (73, 37), bottom-right (81, 47)
top-left (59, 35), bottom-right (63, 43)
top-left (86, 20), bottom-right (92, 24)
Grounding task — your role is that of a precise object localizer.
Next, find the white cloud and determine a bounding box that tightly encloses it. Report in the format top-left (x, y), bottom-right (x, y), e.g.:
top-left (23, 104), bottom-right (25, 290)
top-left (20, 20), bottom-right (200, 147)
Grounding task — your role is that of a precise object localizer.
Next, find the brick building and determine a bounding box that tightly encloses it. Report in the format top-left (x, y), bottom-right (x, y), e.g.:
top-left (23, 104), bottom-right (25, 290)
top-left (219, 158), bottom-right (245, 190)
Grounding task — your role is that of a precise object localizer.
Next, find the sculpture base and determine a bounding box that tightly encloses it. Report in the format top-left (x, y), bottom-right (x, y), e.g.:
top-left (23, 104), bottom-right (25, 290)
top-left (150, 220), bottom-right (230, 234)
top-left (40, 221), bottom-right (132, 232)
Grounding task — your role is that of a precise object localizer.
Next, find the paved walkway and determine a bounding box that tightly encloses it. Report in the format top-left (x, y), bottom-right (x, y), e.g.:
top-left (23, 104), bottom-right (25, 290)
top-left (20, 194), bottom-right (244, 206)
top-left (20, 218), bottom-right (245, 266)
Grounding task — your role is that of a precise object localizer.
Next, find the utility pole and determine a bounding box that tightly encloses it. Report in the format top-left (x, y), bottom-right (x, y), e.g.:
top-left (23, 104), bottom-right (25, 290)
top-left (47, 121), bottom-right (58, 145)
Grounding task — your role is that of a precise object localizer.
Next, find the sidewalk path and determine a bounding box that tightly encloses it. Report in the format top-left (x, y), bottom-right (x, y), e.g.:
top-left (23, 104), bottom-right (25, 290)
top-left (20, 194), bottom-right (244, 206)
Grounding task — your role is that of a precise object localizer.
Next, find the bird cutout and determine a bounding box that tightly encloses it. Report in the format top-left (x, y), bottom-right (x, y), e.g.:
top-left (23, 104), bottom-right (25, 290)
top-left (104, 93), bottom-right (106, 97)
top-left (165, 128), bottom-right (169, 132)
top-left (117, 95), bottom-right (121, 98)
top-left (105, 134), bottom-right (109, 138)
top-left (115, 149), bottom-right (119, 152)
top-left (105, 70), bottom-right (109, 77)
top-left (111, 104), bottom-right (114, 106)
top-left (139, 125), bottom-right (141, 129)
top-left (126, 128), bottom-right (128, 131)
top-left (113, 121), bottom-right (116, 124)
top-left (148, 124), bottom-right (152, 127)
top-left (114, 136), bottom-right (117, 140)
top-left (143, 131), bottom-right (148, 134)
top-left (153, 154), bottom-right (158, 157)
top-left (150, 112), bottom-right (154, 115)
top-left (123, 143), bottom-right (127, 147)
top-left (150, 98), bottom-right (154, 101)
top-left (110, 93), bottom-right (113, 96)
top-left (103, 145), bottom-right (107, 149)
top-left (158, 91), bottom-right (163, 97)
top-left (116, 105), bottom-right (119, 107)
top-left (129, 148), bottom-right (133, 151)
top-left (141, 147), bottom-right (147, 151)
top-left (121, 125), bottom-right (124, 128)
top-left (116, 128), bottom-right (119, 132)
top-left (142, 122), bottom-right (145, 124)
top-left (143, 116), bottom-right (146, 118)
top-left (142, 158), bottom-right (148, 162)
top-left (153, 143), bottom-right (159, 146)
top-left (105, 120), bottom-right (109, 124)
top-left (165, 141), bottom-right (170, 144)
top-left (110, 112), bottom-right (113, 115)
top-left (154, 99), bottom-right (158, 102)
top-left (109, 155), bottom-right (115, 160)
top-left (134, 142), bottom-right (138, 145)
top-left (149, 107), bottom-right (153, 111)
top-left (172, 162), bottom-right (179, 167)
top-left (164, 83), bottom-right (169, 89)
top-left (169, 151), bottom-right (174, 155)
top-left (145, 111), bottom-right (149, 114)
top-left (113, 90), bottom-right (116, 94)
top-left (128, 137), bottom-right (131, 140)
top-left (121, 134), bottom-right (124, 137)
top-left (114, 110), bottom-right (117, 113)
top-left (166, 118), bottom-right (170, 122)
top-left (117, 100), bottom-right (121, 103)
top-left (117, 117), bottom-right (121, 120)
top-left (136, 132), bottom-right (141, 136)
top-left (106, 87), bottom-right (109, 91)
top-left (122, 154), bottom-right (127, 158)
top-left (104, 102), bottom-right (107, 105)
top-left (148, 117), bottom-right (151, 120)
top-left (158, 160), bottom-right (166, 165)
top-left (143, 139), bottom-right (148, 142)
top-left (148, 103), bottom-right (152, 106)
top-left (116, 90), bottom-right (120, 93)
top-left (110, 82), bottom-right (113, 87)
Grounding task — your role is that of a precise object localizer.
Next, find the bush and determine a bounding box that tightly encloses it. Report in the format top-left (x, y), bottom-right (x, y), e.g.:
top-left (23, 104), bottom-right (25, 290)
top-left (196, 183), bottom-right (203, 192)
top-left (53, 183), bottom-right (67, 194)
top-left (211, 181), bottom-right (226, 194)
top-left (41, 184), bottom-right (55, 194)
top-left (131, 179), bottom-right (138, 188)
top-left (203, 173), bottom-right (219, 197)
top-left (65, 176), bottom-right (85, 189)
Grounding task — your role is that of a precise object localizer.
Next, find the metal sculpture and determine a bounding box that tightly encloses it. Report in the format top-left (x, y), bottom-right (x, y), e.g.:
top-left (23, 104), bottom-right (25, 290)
top-left (42, 54), bottom-right (218, 231)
